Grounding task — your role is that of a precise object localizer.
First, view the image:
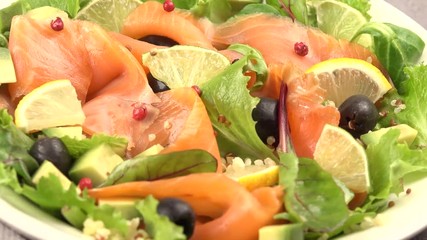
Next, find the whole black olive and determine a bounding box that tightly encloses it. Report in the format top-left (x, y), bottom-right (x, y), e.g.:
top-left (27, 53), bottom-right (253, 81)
top-left (157, 198), bottom-right (195, 238)
top-left (140, 35), bottom-right (179, 47)
top-left (338, 95), bottom-right (379, 138)
top-left (252, 98), bottom-right (279, 147)
top-left (147, 73), bottom-right (170, 93)
top-left (29, 137), bottom-right (72, 175)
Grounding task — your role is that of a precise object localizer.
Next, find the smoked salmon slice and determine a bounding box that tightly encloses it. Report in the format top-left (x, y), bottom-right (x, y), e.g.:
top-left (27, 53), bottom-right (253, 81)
top-left (121, 1), bottom-right (214, 50)
top-left (210, 14), bottom-right (384, 71)
top-left (286, 73), bottom-right (340, 158)
top-left (88, 173), bottom-right (283, 240)
top-left (8, 11), bottom-right (220, 166)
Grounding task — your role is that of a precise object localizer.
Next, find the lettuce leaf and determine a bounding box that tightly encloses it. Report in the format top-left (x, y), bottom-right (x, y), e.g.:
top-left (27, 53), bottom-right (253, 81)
top-left (0, 162), bottom-right (185, 239)
top-left (135, 196), bottom-right (186, 240)
top-left (101, 149), bottom-right (217, 186)
top-left (0, 109), bottom-right (38, 183)
top-left (352, 23), bottom-right (425, 88)
top-left (278, 153), bottom-right (350, 235)
top-left (377, 65), bottom-right (427, 148)
top-left (200, 44), bottom-right (276, 161)
top-left (363, 129), bottom-right (427, 212)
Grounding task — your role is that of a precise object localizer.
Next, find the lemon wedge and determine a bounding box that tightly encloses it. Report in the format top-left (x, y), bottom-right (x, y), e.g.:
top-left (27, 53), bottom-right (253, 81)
top-left (142, 45), bottom-right (230, 89)
top-left (224, 157), bottom-right (279, 191)
top-left (313, 124), bottom-right (370, 193)
top-left (306, 58), bottom-right (392, 106)
top-left (14, 79), bottom-right (85, 133)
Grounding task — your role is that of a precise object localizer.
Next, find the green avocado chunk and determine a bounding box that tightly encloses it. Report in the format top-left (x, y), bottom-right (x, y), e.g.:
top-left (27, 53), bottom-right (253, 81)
top-left (69, 144), bottom-right (123, 187)
top-left (360, 124), bottom-right (418, 146)
top-left (42, 126), bottom-right (85, 140)
top-left (32, 161), bottom-right (72, 190)
top-left (259, 223), bottom-right (304, 240)
top-left (0, 48), bottom-right (16, 85)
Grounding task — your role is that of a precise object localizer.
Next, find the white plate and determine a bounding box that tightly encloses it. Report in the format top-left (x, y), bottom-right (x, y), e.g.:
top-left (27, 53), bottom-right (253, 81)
top-left (1, 0), bottom-right (427, 239)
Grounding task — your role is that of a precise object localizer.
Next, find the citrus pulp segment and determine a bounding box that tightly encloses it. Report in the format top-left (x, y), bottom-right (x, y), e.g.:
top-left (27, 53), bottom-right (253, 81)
top-left (142, 45), bottom-right (230, 89)
top-left (306, 58), bottom-right (392, 106)
top-left (224, 157), bottom-right (279, 191)
top-left (14, 79), bottom-right (85, 133)
top-left (313, 124), bottom-right (370, 193)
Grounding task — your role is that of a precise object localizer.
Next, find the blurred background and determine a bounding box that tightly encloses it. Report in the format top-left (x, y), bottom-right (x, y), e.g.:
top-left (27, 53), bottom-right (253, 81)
top-left (386, 0), bottom-right (427, 28)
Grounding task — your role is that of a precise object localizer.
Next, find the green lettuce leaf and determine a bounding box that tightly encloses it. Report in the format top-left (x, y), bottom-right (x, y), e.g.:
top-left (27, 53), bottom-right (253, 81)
top-left (352, 23), bottom-right (425, 88)
top-left (278, 153), bottom-right (350, 235)
top-left (377, 65), bottom-right (427, 148)
top-left (0, 109), bottom-right (38, 183)
top-left (265, 0), bottom-right (309, 25)
top-left (135, 196), bottom-right (186, 240)
top-left (200, 44), bottom-right (276, 161)
top-left (0, 162), bottom-right (131, 237)
top-left (101, 149), bottom-right (217, 186)
top-left (363, 129), bottom-right (427, 212)
top-left (60, 134), bottom-right (128, 159)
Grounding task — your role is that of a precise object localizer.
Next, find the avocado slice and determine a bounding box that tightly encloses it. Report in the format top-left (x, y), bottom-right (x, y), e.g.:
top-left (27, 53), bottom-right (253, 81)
top-left (98, 198), bottom-right (140, 220)
top-left (259, 223), bottom-right (304, 240)
top-left (0, 48), bottom-right (16, 85)
top-left (32, 160), bottom-right (73, 190)
top-left (69, 144), bottom-right (124, 186)
top-left (43, 126), bottom-right (85, 140)
top-left (135, 144), bottom-right (164, 157)
top-left (360, 124), bottom-right (418, 146)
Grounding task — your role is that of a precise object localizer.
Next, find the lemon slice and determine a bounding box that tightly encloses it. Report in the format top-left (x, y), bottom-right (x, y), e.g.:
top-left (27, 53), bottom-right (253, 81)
top-left (224, 157), bottom-right (279, 191)
top-left (306, 58), bottom-right (392, 106)
top-left (313, 124), bottom-right (370, 193)
top-left (14, 79), bottom-right (85, 133)
top-left (142, 45), bottom-right (230, 89)
top-left (76, 0), bottom-right (141, 32)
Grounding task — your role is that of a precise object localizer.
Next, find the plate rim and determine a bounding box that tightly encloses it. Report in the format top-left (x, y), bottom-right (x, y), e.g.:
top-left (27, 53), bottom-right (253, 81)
top-left (1, 0), bottom-right (427, 239)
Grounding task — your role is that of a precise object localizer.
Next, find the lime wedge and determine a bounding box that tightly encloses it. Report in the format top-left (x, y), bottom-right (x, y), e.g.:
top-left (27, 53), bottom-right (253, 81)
top-left (313, 124), bottom-right (370, 193)
top-left (142, 45), bottom-right (230, 89)
top-left (316, 0), bottom-right (371, 47)
top-left (75, 0), bottom-right (141, 32)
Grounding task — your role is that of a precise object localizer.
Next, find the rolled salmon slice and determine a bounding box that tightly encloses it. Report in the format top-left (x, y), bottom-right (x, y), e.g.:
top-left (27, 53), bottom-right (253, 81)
top-left (88, 173), bottom-right (283, 240)
top-left (121, 1), bottom-right (214, 50)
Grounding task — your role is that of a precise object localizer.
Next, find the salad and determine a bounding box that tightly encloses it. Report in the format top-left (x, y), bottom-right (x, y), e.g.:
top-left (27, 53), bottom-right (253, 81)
top-left (1, 0), bottom-right (427, 239)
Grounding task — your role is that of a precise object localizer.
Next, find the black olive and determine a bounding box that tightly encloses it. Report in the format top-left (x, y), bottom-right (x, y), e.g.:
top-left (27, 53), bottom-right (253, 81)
top-left (338, 95), bottom-right (379, 138)
top-left (147, 73), bottom-right (170, 93)
top-left (139, 35), bottom-right (179, 47)
top-left (157, 198), bottom-right (195, 238)
top-left (252, 98), bottom-right (279, 147)
top-left (29, 137), bottom-right (72, 175)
